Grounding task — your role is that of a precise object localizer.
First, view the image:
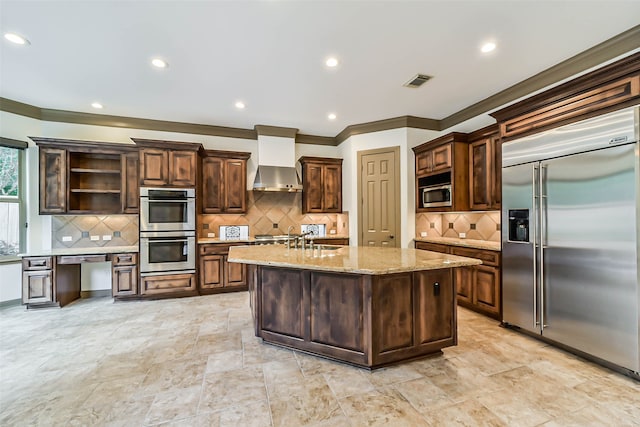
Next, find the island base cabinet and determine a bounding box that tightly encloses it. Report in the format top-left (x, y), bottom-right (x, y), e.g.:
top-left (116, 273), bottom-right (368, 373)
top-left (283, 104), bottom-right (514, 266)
top-left (140, 273), bottom-right (197, 297)
top-left (252, 266), bottom-right (456, 369)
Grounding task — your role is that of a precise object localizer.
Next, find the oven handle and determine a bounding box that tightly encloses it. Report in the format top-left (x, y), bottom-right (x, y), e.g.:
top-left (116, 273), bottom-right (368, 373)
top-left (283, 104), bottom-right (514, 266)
top-left (146, 239), bottom-right (189, 243)
top-left (145, 199), bottom-right (191, 203)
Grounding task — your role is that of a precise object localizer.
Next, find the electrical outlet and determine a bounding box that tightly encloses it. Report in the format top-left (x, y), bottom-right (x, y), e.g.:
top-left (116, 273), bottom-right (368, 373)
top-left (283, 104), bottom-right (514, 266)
top-left (329, 229), bottom-right (336, 234)
top-left (207, 232), bottom-right (216, 238)
top-left (62, 236), bottom-right (72, 242)
top-left (459, 232), bottom-right (466, 239)
top-left (102, 235), bottom-right (112, 241)
top-left (420, 231), bottom-right (427, 237)
top-left (90, 235), bottom-right (100, 241)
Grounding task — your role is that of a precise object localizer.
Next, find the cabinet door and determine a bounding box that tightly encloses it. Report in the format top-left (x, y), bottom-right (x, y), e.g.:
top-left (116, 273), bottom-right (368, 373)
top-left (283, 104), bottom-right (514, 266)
top-left (202, 157), bottom-right (224, 213)
top-left (469, 138), bottom-right (492, 210)
top-left (491, 136), bottom-right (502, 209)
top-left (200, 254), bottom-right (224, 289)
top-left (39, 147), bottom-right (67, 213)
top-left (169, 150), bottom-right (197, 187)
top-left (303, 163), bottom-right (324, 213)
top-left (22, 270), bottom-right (53, 304)
top-left (473, 265), bottom-right (501, 316)
top-left (140, 148), bottom-right (169, 186)
top-left (225, 256), bottom-right (246, 287)
top-left (112, 265), bottom-right (138, 296)
top-left (323, 164), bottom-right (342, 212)
top-left (431, 144), bottom-right (452, 172)
top-left (121, 152), bottom-right (139, 213)
top-left (414, 242), bottom-right (449, 254)
top-left (416, 151), bottom-right (433, 175)
top-left (415, 269), bottom-right (454, 344)
top-left (224, 159), bottom-right (247, 213)
top-left (454, 266), bottom-right (473, 304)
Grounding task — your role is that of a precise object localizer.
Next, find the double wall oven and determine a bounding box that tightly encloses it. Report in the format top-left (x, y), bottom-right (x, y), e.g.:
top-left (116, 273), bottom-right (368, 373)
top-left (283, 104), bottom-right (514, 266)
top-left (140, 188), bottom-right (196, 276)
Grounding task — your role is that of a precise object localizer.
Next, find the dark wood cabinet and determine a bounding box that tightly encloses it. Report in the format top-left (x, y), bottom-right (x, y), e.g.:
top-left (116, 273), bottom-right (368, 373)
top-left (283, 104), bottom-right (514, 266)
top-left (415, 241), bottom-right (501, 319)
top-left (413, 133), bottom-right (469, 213)
top-left (22, 257), bottom-right (54, 305)
top-left (450, 246), bottom-right (501, 319)
top-left (199, 243), bottom-right (248, 294)
top-left (111, 253), bottom-right (138, 297)
top-left (491, 53), bottom-right (640, 141)
top-left (299, 157), bottom-right (343, 214)
top-left (468, 124), bottom-right (501, 210)
top-left (32, 138), bottom-right (139, 215)
top-left (132, 138), bottom-right (202, 188)
top-left (201, 150), bottom-right (251, 214)
top-left (312, 238), bottom-right (349, 246)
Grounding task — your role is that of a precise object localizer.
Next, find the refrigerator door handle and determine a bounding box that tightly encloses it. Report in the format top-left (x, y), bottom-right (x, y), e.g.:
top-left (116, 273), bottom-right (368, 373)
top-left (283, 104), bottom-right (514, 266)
top-left (540, 164), bottom-right (548, 330)
top-left (532, 164), bottom-right (539, 328)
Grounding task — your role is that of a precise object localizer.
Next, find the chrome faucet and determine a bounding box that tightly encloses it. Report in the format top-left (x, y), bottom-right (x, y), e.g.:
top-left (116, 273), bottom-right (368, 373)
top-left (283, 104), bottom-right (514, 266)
top-left (300, 230), bottom-right (314, 251)
top-left (287, 225), bottom-right (295, 249)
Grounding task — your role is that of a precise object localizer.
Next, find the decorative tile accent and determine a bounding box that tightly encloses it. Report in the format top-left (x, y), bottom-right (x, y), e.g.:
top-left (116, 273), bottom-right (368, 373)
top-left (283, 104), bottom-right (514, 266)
top-left (415, 211), bottom-right (501, 242)
top-left (200, 192), bottom-right (349, 238)
top-left (52, 215), bottom-right (139, 248)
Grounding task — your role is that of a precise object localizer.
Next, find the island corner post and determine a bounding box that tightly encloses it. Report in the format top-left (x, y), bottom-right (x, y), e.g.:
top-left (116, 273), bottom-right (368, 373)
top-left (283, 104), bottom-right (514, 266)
top-left (230, 245), bottom-right (481, 369)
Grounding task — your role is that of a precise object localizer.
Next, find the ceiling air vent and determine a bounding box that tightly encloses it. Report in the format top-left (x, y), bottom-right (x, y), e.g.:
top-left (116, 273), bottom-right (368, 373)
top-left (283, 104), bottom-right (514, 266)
top-left (404, 74), bottom-right (432, 88)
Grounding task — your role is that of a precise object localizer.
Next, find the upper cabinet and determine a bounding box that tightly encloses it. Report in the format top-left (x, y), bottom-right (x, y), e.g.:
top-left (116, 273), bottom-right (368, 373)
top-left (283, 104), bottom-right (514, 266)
top-left (32, 137), bottom-right (139, 215)
top-left (132, 138), bottom-right (202, 188)
top-left (413, 133), bottom-right (469, 212)
top-left (298, 157), bottom-right (343, 214)
top-left (491, 52), bottom-right (640, 141)
top-left (468, 124), bottom-right (501, 210)
top-left (201, 150), bottom-right (251, 214)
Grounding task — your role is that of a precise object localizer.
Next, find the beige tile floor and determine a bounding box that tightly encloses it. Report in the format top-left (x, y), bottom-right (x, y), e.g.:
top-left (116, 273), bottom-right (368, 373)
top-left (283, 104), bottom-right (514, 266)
top-left (1, 293), bottom-right (639, 427)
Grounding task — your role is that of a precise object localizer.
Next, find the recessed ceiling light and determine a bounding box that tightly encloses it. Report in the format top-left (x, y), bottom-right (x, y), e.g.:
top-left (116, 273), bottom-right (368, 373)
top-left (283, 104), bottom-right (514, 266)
top-left (325, 57), bottom-right (339, 67)
top-left (151, 58), bottom-right (168, 68)
top-left (235, 101), bottom-right (245, 109)
top-left (481, 42), bottom-right (496, 53)
top-left (328, 113), bottom-right (337, 120)
top-left (4, 32), bottom-right (30, 45)
top-left (91, 102), bottom-right (103, 109)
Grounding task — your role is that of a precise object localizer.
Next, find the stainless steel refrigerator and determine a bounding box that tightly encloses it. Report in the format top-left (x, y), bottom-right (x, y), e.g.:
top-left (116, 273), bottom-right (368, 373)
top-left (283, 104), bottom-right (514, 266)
top-left (501, 106), bottom-right (639, 375)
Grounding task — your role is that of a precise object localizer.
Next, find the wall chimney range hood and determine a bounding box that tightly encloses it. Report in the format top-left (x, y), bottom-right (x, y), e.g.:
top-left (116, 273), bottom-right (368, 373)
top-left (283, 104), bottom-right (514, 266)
top-left (252, 125), bottom-right (303, 192)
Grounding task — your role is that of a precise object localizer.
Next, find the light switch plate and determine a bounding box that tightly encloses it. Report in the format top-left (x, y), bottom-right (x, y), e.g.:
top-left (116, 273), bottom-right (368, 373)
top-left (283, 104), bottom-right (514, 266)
top-left (62, 236), bottom-right (72, 242)
top-left (102, 235), bottom-right (112, 241)
top-left (459, 232), bottom-right (466, 239)
top-left (329, 229), bottom-right (336, 234)
top-left (90, 235), bottom-right (100, 241)
top-left (207, 233), bottom-right (216, 238)
top-left (420, 231), bottom-right (427, 237)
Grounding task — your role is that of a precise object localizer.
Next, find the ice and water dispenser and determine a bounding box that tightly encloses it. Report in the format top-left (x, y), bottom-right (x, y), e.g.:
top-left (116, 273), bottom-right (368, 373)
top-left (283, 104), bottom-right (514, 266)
top-left (508, 210), bottom-right (529, 242)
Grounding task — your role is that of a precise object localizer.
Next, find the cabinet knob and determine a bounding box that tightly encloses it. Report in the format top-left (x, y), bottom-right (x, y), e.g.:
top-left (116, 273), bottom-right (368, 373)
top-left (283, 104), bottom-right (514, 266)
top-left (389, 235), bottom-right (394, 239)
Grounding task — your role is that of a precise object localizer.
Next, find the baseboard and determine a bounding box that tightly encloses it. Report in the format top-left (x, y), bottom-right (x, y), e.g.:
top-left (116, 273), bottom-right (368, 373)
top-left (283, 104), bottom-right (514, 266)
top-left (80, 290), bottom-right (112, 299)
top-left (0, 299), bottom-right (21, 308)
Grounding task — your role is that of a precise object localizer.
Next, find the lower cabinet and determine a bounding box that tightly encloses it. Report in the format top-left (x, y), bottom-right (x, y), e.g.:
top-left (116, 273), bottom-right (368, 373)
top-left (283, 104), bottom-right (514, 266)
top-left (22, 269), bottom-right (54, 305)
top-left (199, 243), bottom-right (248, 294)
top-left (111, 253), bottom-right (138, 297)
top-left (415, 241), bottom-right (502, 320)
top-left (140, 273), bottom-right (196, 296)
top-left (312, 238), bottom-right (349, 246)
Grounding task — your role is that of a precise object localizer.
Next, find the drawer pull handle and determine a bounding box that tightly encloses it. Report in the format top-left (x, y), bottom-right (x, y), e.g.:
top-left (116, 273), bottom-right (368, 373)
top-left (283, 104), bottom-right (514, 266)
top-left (433, 281), bottom-right (440, 296)
top-left (32, 260), bottom-right (46, 266)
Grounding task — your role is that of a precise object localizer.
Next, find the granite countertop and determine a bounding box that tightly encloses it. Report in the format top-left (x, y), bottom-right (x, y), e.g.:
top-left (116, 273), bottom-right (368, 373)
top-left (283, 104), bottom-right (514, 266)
top-left (415, 237), bottom-right (501, 251)
top-left (228, 245), bottom-right (481, 275)
top-left (20, 245), bottom-right (139, 257)
top-left (197, 235), bottom-right (349, 245)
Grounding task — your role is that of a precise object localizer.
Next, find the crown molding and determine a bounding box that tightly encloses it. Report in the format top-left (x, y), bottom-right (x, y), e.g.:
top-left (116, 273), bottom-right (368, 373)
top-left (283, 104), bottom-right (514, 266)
top-left (254, 125), bottom-right (299, 138)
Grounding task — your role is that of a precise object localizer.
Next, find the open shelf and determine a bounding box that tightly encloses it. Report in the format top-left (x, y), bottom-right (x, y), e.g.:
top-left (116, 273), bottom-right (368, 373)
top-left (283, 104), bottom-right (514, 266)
top-left (68, 152), bottom-right (123, 213)
top-left (69, 168), bottom-right (121, 174)
top-left (70, 189), bottom-right (121, 194)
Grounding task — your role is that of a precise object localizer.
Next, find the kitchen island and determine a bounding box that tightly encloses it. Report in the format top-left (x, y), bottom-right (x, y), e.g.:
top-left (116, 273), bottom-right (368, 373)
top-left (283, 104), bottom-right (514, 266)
top-left (228, 245), bottom-right (481, 369)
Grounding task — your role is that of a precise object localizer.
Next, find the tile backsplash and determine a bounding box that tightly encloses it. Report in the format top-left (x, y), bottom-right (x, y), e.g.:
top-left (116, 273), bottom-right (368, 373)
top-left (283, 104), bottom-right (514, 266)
top-left (416, 211), bottom-right (501, 242)
top-left (200, 192), bottom-right (349, 238)
top-left (52, 215), bottom-right (139, 248)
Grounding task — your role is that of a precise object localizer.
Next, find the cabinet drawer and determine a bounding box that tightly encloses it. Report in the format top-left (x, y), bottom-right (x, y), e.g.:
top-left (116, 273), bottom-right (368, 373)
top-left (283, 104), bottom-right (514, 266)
top-left (57, 254), bottom-right (107, 264)
top-left (450, 247), bottom-right (500, 267)
top-left (22, 256), bottom-right (53, 271)
top-left (313, 238), bottom-right (349, 246)
top-left (200, 243), bottom-right (248, 255)
top-left (140, 273), bottom-right (196, 295)
top-left (415, 242), bottom-right (450, 254)
top-left (111, 253), bottom-right (137, 266)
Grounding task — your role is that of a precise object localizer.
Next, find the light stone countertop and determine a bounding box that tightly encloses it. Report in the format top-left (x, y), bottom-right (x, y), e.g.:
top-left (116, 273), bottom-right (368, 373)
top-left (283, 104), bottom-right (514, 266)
top-left (197, 235), bottom-right (349, 245)
top-left (415, 237), bottom-right (501, 251)
top-left (228, 245), bottom-right (482, 275)
top-left (20, 245), bottom-right (139, 257)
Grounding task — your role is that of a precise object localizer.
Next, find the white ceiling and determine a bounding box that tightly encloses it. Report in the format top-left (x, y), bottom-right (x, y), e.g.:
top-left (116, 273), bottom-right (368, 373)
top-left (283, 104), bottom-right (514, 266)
top-left (1, 1), bottom-right (639, 137)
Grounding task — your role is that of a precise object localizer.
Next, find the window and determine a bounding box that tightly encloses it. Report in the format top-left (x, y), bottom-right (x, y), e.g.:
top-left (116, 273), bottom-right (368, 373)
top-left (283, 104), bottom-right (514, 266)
top-left (0, 139), bottom-right (26, 260)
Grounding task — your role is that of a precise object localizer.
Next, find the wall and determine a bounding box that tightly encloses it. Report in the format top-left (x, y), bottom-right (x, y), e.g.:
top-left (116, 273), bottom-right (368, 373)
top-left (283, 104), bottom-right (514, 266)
top-left (339, 127), bottom-right (439, 248)
top-left (200, 192), bottom-right (349, 238)
top-left (416, 211), bottom-right (501, 242)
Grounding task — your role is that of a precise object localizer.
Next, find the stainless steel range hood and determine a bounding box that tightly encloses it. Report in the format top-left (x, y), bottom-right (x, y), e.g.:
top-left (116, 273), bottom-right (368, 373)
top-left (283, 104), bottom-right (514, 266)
top-left (252, 125), bottom-right (303, 192)
top-left (252, 165), bottom-right (302, 192)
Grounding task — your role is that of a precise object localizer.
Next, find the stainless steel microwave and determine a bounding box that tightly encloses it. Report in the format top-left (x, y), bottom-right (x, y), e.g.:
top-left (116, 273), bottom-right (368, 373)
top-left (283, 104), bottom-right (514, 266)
top-left (422, 184), bottom-right (452, 208)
